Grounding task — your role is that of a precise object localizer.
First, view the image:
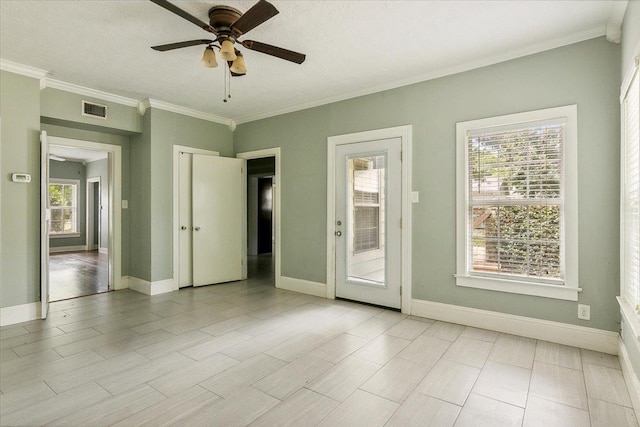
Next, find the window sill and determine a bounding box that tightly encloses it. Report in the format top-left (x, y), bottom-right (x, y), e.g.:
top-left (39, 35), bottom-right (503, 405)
top-left (617, 296), bottom-right (640, 340)
top-left (455, 274), bottom-right (580, 301)
top-left (50, 233), bottom-right (80, 239)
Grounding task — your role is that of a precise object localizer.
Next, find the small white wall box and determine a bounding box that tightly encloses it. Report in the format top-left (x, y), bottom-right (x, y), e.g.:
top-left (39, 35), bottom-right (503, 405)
top-left (11, 173), bottom-right (31, 183)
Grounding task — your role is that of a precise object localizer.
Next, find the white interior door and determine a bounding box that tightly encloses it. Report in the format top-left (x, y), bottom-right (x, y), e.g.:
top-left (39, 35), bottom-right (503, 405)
top-left (40, 131), bottom-right (50, 318)
top-left (192, 155), bottom-right (245, 286)
top-left (335, 138), bottom-right (402, 309)
top-left (178, 152), bottom-right (193, 288)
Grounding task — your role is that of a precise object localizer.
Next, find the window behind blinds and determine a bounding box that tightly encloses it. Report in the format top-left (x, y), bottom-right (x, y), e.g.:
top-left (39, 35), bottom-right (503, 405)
top-left (352, 157), bottom-right (383, 253)
top-left (624, 70), bottom-right (640, 310)
top-left (467, 119), bottom-right (564, 281)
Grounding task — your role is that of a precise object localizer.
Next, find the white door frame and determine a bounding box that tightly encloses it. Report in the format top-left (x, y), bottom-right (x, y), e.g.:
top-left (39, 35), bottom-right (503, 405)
top-left (327, 126), bottom-right (413, 314)
top-left (236, 148), bottom-right (281, 285)
top-left (86, 177), bottom-right (101, 250)
top-left (172, 145), bottom-right (219, 290)
top-left (41, 132), bottom-right (50, 318)
top-left (47, 136), bottom-right (122, 291)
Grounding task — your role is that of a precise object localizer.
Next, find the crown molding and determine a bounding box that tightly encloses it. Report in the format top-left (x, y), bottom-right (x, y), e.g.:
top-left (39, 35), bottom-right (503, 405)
top-left (143, 98), bottom-right (234, 128)
top-left (235, 27), bottom-right (606, 124)
top-left (606, 0), bottom-right (628, 44)
top-left (43, 78), bottom-right (140, 107)
top-left (0, 59), bottom-right (48, 79)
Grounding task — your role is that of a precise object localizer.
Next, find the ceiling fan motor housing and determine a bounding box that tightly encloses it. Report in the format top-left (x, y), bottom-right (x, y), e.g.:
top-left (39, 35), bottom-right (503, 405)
top-left (208, 5), bottom-right (242, 36)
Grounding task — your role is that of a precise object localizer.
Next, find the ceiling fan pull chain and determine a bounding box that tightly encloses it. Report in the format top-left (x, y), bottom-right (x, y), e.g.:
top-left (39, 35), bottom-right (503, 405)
top-left (222, 65), bottom-right (232, 103)
top-left (223, 64), bottom-right (229, 102)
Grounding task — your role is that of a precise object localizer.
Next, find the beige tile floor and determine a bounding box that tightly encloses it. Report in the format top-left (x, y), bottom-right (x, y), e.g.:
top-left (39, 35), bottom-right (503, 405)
top-left (0, 260), bottom-right (637, 426)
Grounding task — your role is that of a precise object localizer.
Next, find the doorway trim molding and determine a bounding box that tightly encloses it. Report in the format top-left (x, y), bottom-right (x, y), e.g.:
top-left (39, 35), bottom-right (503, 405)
top-left (326, 125), bottom-right (413, 314)
top-left (236, 148), bottom-right (282, 286)
top-left (172, 144), bottom-right (219, 291)
top-left (86, 176), bottom-right (101, 251)
top-left (48, 136), bottom-right (122, 291)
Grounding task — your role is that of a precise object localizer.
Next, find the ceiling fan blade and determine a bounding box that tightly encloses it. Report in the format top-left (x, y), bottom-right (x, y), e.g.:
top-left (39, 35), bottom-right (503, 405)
top-left (241, 40), bottom-right (306, 64)
top-left (151, 39), bottom-right (214, 51)
top-left (150, 0), bottom-right (216, 34)
top-left (230, 0), bottom-right (279, 37)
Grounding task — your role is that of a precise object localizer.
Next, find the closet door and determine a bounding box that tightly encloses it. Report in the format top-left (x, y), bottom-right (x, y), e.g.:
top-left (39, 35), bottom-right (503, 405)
top-left (192, 155), bottom-right (245, 286)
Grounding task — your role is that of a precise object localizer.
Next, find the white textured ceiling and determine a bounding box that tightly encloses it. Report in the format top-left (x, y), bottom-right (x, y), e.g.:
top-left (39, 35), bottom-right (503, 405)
top-left (0, 1), bottom-right (620, 123)
top-left (50, 145), bottom-right (109, 162)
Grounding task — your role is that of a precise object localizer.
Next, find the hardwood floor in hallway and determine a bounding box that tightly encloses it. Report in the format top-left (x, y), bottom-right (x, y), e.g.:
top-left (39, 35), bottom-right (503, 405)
top-left (49, 250), bottom-right (108, 301)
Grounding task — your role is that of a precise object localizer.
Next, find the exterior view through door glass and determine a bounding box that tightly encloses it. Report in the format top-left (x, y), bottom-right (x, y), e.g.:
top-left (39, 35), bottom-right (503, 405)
top-left (335, 138), bottom-right (402, 309)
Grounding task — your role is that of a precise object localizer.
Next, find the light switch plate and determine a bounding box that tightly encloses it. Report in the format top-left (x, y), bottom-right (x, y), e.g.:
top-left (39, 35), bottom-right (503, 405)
top-left (411, 191), bottom-right (419, 203)
top-left (122, 200), bottom-right (128, 209)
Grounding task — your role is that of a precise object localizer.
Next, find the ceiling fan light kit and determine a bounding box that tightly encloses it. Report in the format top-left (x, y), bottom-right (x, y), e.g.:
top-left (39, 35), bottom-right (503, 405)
top-left (150, 0), bottom-right (306, 101)
top-left (201, 46), bottom-right (218, 67)
top-left (230, 51), bottom-right (247, 74)
top-left (219, 38), bottom-right (237, 61)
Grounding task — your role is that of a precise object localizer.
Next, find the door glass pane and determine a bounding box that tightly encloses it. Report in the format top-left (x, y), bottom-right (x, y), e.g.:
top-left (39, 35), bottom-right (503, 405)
top-left (347, 155), bottom-right (385, 285)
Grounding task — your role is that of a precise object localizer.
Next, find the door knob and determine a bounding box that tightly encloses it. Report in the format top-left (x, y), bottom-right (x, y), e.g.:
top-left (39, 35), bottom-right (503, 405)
top-left (335, 231), bottom-right (342, 237)
top-left (194, 226), bottom-right (201, 231)
top-left (181, 226), bottom-right (187, 230)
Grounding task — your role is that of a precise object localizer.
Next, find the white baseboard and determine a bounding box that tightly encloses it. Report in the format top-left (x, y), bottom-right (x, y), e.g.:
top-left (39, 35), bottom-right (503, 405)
top-left (619, 337), bottom-right (640, 421)
top-left (49, 245), bottom-right (88, 253)
top-left (411, 299), bottom-right (619, 355)
top-left (128, 276), bottom-right (177, 296)
top-left (277, 276), bottom-right (327, 298)
top-left (1, 302), bottom-right (41, 326)
top-left (98, 247), bottom-right (108, 254)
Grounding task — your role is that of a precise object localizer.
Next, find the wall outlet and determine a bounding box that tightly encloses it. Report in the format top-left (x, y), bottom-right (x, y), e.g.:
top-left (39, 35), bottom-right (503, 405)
top-left (578, 304), bottom-right (591, 320)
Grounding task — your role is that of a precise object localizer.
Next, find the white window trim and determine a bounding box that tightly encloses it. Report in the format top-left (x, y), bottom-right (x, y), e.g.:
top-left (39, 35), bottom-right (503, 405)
top-left (618, 56), bottom-right (640, 339)
top-left (455, 105), bottom-right (580, 301)
top-left (49, 178), bottom-right (81, 238)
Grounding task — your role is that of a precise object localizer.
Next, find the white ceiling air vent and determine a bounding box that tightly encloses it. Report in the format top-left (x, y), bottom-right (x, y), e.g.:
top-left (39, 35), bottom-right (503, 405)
top-left (82, 100), bottom-right (107, 119)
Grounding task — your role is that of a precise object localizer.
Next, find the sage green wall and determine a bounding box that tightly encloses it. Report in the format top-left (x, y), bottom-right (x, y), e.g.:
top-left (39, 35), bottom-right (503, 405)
top-left (234, 37), bottom-right (621, 331)
top-left (41, 88), bottom-right (142, 134)
top-left (86, 158), bottom-right (109, 250)
top-left (48, 160), bottom-right (87, 248)
top-left (0, 71), bottom-right (41, 308)
top-left (129, 113), bottom-right (151, 281)
top-left (41, 124), bottom-right (132, 277)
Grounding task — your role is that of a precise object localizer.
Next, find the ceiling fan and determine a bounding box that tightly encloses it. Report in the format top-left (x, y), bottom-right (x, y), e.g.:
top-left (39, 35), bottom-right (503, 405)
top-left (150, 0), bottom-right (306, 77)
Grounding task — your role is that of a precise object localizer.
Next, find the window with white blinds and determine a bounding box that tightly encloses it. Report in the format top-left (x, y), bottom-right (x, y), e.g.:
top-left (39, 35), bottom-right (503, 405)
top-left (467, 120), bottom-right (564, 281)
top-left (456, 105), bottom-right (579, 301)
top-left (623, 69), bottom-right (640, 312)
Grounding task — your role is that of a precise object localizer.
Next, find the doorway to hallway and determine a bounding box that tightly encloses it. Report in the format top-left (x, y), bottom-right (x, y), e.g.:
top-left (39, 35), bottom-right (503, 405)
top-left (47, 143), bottom-right (111, 302)
top-left (246, 157), bottom-right (275, 284)
top-left (237, 148), bottom-right (281, 286)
